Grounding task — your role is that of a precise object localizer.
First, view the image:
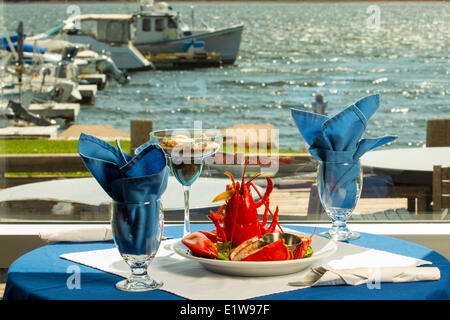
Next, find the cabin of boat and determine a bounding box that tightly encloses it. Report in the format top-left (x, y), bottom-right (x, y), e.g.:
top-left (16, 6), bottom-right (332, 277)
top-left (55, 13), bottom-right (151, 71)
top-left (133, 3), bottom-right (181, 44)
top-left (66, 14), bottom-right (132, 45)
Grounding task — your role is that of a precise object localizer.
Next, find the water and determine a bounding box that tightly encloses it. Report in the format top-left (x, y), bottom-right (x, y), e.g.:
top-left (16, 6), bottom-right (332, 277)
top-left (2, 2), bottom-right (449, 150)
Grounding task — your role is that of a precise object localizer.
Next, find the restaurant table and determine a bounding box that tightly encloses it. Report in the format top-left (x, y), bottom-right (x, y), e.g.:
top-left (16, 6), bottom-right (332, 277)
top-left (361, 147), bottom-right (450, 186)
top-left (3, 225), bottom-right (449, 300)
top-left (360, 147), bottom-right (450, 212)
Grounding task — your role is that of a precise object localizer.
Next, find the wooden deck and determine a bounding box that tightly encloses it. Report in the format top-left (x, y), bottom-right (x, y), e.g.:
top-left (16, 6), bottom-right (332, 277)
top-left (255, 185), bottom-right (412, 220)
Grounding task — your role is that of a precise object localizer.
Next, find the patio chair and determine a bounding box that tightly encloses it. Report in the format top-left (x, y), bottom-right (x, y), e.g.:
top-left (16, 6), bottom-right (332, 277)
top-left (433, 165), bottom-right (450, 214)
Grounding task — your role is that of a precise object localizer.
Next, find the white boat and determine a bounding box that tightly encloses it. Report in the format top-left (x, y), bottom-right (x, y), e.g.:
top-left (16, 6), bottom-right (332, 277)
top-left (1, 51), bottom-right (82, 104)
top-left (29, 17), bottom-right (151, 72)
top-left (3, 37), bottom-right (129, 86)
top-left (32, 0), bottom-right (244, 70)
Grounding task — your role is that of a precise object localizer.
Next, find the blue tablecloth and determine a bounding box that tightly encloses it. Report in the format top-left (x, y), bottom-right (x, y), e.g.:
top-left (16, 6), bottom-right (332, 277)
top-left (3, 225), bottom-right (449, 300)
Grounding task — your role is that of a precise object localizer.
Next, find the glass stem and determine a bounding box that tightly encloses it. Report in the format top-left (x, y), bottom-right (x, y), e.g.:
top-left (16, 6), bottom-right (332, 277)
top-left (331, 217), bottom-right (349, 234)
top-left (183, 185), bottom-right (191, 237)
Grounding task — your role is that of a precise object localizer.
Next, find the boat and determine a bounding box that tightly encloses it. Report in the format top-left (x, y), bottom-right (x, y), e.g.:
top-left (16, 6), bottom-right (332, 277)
top-left (3, 28), bottom-right (129, 86)
top-left (131, 0), bottom-right (244, 65)
top-left (31, 0), bottom-right (243, 70)
top-left (29, 18), bottom-right (151, 71)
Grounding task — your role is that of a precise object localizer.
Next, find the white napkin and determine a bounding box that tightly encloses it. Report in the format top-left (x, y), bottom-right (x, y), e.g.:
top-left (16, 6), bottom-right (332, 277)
top-left (60, 238), bottom-right (440, 300)
top-left (39, 226), bottom-right (113, 243)
top-left (290, 266), bottom-right (440, 287)
top-left (289, 239), bottom-right (440, 287)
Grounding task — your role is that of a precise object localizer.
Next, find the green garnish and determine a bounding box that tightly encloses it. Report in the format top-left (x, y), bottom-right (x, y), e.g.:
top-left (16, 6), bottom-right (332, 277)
top-left (216, 241), bottom-right (235, 260)
top-left (302, 247), bottom-right (313, 258)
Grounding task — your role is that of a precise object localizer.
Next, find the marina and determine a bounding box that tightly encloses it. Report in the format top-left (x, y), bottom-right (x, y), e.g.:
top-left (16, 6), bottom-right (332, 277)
top-left (1, 1), bottom-right (446, 148)
top-left (0, 1), bottom-right (449, 303)
top-left (1, 1), bottom-right (246, 138)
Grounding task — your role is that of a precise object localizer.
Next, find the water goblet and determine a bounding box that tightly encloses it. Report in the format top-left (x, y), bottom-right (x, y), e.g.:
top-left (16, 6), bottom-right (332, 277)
top-left (150, 128), bottom-right (222, 237)
top-left (111, 200), bottom-right (164, 292)
top-left (317, 160), bottom-right (362, 241)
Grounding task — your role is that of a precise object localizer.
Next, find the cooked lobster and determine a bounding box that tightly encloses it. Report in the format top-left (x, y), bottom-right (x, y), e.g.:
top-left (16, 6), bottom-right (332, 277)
top-left (181, 163), bottom-right (313, 261)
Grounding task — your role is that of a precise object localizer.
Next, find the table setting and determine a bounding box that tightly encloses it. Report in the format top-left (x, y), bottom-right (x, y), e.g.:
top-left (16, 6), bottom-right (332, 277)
top-left (4, 224), bottom-right (448, 300)
top-left (53, 225), bottom-right (440, 300)
top-left (3, 95), bottom-right (449, 300)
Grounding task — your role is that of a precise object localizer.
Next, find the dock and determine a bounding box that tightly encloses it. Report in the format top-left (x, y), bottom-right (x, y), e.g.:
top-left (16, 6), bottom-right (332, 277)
top-left (77, 84), bottom-right (97, 104)
top-left (28, 103), bottom-right (80, 122)
top-left (0, 125), bottom-right (60, 139)
top-left (145, 52), bottom-right (222, 70)
top-left (78, 74), bottom-right (107, 90)
top-left (56, 124), bottom-right (130, 141)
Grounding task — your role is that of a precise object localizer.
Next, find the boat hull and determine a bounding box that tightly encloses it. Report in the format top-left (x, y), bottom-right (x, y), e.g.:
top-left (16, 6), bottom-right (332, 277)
top-left (134, 24), bottom-right (244, 64)
top-left (66, 35), bottom-right (151, 71)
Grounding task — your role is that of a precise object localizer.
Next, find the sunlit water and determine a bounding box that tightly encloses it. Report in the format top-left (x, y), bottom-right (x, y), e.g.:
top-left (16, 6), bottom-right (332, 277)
top-left (2, 2), bottom-right (449, 150)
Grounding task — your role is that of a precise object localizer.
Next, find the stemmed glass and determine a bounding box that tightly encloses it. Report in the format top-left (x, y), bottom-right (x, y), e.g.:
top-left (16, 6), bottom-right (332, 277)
top-left (111, 200), bottom-right (164, 292)
top-left (151, 128), bottom-right (222, 237)
top-left (317, 160), bottom-right (363, 241)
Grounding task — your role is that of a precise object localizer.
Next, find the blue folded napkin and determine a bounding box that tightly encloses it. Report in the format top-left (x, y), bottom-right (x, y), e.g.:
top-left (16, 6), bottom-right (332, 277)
top-left (77, 132), bottom-right (169, 203)
top-left (291, 94), bottom-right (397, 210)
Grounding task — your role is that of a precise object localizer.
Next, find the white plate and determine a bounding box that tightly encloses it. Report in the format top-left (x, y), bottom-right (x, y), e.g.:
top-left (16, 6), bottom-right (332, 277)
top-left (173, 231), bottom-right (338, 277)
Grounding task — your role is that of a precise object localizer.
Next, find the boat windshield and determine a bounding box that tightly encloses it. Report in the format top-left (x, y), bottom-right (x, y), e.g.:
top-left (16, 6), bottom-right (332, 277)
top-left (77, 19), bottom-right (130, 44)
top-left (44, 23), bottom-right (65, 36)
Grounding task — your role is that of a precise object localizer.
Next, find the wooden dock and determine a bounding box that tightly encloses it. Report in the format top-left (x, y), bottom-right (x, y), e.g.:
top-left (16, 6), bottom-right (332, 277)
top-left (0, 125), bottom-right (60, 139)
top-left (78, 74), bottom-right (107, 90)
top-left (77, 84), bottom-right (97, 104)
top-left (28, 103), bottom-right (80, 122)
top-left (145, 52), bottom-right (222, 69)
top-left (56, 124), bottom-right (130, 141)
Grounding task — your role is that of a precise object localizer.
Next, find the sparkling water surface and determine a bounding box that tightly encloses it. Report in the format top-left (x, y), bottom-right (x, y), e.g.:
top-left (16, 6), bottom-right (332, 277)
top-left (3, 2), bottom-right (449, 150)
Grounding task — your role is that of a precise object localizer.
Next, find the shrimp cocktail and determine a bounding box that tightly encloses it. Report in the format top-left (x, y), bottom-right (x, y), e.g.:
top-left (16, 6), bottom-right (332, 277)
top-left (151, 129), bottom-right (222, 236)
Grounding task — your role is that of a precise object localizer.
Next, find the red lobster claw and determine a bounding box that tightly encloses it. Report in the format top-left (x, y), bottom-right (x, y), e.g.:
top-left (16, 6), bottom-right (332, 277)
top-left (182, 232), bottom-right (218, 259)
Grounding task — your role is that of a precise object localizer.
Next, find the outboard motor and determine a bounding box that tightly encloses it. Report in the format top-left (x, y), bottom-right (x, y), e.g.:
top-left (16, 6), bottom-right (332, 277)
top-left (54, 46), bottom-right (80, 79)
top-left (96, 55), bottom-right (129, 85)
top-left (61, 46), bottom-right (79, 61)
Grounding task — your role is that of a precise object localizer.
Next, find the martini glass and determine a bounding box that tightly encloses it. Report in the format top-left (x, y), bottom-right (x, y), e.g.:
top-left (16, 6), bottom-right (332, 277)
top-left (151, 128), bottom-right (222, 237)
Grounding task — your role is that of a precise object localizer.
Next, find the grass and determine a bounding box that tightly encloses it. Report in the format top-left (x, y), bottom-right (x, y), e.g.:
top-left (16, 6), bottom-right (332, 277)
top-left (0, 139), bottom-right (305, 178)
top-left (1, 139), bottom-right (131, 154)
top-left (1, 139), bottom-right (302, 155)
top-left (0, 139), bottom-right (130, 178)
